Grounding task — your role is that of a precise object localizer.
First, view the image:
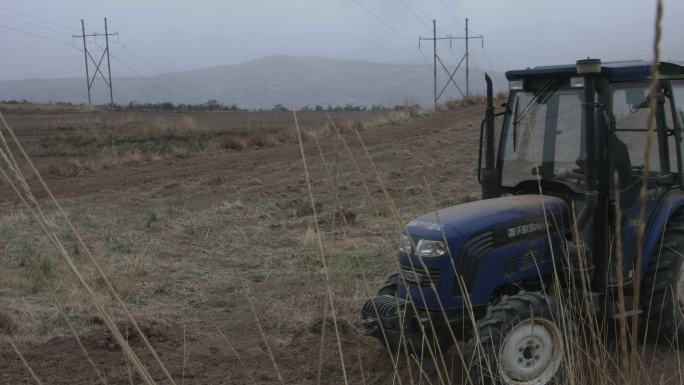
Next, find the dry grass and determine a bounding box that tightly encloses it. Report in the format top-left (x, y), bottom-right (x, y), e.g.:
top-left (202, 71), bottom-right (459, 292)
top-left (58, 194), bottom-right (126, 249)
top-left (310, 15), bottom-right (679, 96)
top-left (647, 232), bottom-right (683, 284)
top-left (1, 107), bottom-right (393, 178)
top-left (0, 311), bottom-right (18, 335)
top-left (442, 93), bottom-right (508, 111)
top-left (443, 95), bottom-right (486, 110)
top-left (220, 134), bottom-right (247, 150)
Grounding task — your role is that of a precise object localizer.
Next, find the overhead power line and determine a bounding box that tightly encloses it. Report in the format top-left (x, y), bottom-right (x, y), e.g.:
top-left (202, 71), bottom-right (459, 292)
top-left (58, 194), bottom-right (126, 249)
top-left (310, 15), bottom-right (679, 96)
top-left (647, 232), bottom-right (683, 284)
top-left (0, 5), bottom-right (76, 33)
top-left (0, 12), bottom-right (74, 37)
top-left (436, 0), bottom-right (466, 30)
top-left (0, 23), bottom-right (76, 47)
top-left (113, 41), bottom-right (201, 100)
top-left (397, 0), bottom-right (431, 30)
top-left (351, 0), bottom-right (432, 67)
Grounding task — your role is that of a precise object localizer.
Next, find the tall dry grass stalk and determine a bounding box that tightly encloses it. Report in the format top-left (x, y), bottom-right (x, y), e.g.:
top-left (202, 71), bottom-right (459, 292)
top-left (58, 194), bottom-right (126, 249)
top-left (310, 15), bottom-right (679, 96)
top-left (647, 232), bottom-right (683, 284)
top-left (631, 1), bottom-right (664, 382)
top-left (10, 339), bottom-right (44, 385)
top-left (294, 111), bottom-right (350, 385)
top-left (216, 327), bottom-right (259, 385)
top-left (248, 298), bottom-right (286, 385)
top-left (613, 172), bottom-right (629, 376)
top-left (50, 291), bottom-right (109, 385)
top-left (327, 116), bottom-right (452, 384)
top-left (323, 116), bottom-right (411, 385)
top-left (0, 112), bottom-right (171, 385)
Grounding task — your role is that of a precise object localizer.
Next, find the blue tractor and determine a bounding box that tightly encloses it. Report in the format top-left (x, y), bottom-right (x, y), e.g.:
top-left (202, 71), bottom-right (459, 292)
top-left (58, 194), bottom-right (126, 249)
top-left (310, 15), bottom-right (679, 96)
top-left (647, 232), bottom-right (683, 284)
top-left (361, 59), bottom-right (684, 384)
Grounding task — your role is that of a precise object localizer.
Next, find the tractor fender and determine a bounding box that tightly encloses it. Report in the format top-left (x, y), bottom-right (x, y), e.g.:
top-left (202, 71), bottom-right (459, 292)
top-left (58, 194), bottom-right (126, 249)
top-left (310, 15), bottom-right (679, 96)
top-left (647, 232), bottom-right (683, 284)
top-left (639, 190), bottom-right (684, 279)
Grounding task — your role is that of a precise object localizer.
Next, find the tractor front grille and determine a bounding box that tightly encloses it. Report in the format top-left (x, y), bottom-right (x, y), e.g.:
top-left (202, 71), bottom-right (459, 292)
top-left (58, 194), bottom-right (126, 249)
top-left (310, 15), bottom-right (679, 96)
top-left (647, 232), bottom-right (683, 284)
top-left (460, 231), bottom-right (495, 290)
top-left (503, 243), bottom-right (563, 276)
top-left (400, 264), bottom-right (442, 288)
top-left (504, 254), bottom-right (519, 275)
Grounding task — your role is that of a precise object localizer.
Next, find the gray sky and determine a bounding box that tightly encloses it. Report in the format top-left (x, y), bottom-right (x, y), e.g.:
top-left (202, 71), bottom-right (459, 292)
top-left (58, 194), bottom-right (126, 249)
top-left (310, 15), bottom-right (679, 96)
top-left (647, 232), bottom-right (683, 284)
top-left (1, 0), bottom-right (683, 81)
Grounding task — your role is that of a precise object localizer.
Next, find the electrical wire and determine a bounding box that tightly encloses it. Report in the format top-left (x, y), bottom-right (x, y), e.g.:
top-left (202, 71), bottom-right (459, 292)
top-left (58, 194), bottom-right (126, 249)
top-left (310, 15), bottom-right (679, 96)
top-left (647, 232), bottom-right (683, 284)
top-left (113, 41), bottom-right (201, 100)
top-left (479, 44), bottom-right (500, 88)
top-left (0, 23), bottom-right (76, 47)
top-left (398, 0), bottom-right (431, 30)
top-left (88, 40), bottom-right (202, 102)
top-left (0, 12), bottom-right (74, 37)
top-left (436, 0), bottom-right (466, 31)
top-left (351, 0), bottom-right (432, 67)
top-left (0, 5), bottom-right (76, 33)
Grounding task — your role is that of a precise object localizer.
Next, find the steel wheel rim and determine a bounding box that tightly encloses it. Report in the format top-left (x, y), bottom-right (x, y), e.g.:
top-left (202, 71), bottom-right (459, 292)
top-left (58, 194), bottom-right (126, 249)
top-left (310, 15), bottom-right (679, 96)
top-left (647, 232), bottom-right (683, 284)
top-left (498, 318), bottom-right (563, 385)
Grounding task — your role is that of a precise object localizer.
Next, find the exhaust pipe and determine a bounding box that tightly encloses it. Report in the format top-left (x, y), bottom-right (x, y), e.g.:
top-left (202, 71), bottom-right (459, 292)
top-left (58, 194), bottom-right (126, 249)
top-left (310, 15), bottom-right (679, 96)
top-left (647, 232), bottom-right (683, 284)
top-left (481, 73), bottom-right (499, 199)
top-left (574, 58), bottom-right (601, 232)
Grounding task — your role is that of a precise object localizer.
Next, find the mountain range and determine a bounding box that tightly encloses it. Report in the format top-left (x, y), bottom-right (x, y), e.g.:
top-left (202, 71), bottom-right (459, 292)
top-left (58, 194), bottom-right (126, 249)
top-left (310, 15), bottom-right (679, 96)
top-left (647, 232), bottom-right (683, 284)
top-left (0, 55), bottom-right (506, 108)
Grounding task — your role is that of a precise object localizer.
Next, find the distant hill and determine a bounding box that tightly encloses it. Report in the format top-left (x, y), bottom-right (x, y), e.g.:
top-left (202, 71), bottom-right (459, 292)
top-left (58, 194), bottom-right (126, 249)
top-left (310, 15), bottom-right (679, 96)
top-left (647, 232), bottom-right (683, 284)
top-left (0, 55), bottom-right (506, 108)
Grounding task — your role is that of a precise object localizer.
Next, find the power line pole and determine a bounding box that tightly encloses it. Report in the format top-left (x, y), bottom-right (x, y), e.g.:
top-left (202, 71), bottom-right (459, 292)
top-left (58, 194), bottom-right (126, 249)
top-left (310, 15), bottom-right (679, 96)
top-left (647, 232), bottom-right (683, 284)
top-left (433, 19), bottom-right (437, 110)
top-left (460, 18), bottom-right (484, 97)
top-left (104, 18), bottom-right (114, 107)
top-left (73, 18), bottom-right (118, 106)
top-left (79, 19), bottom-right (91, 105)
top-left (419, 18), bottom-right (484, 107)
top-left (465, 18), bottom-right (470, 96)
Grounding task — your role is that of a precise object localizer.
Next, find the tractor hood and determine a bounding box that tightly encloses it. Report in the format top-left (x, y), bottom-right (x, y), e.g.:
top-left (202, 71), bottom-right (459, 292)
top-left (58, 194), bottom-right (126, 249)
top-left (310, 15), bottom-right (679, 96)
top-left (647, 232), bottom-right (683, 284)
top-left (404, 195), bottom-right (569, 256)
top-left (397, 194), bottom-right (569, 309)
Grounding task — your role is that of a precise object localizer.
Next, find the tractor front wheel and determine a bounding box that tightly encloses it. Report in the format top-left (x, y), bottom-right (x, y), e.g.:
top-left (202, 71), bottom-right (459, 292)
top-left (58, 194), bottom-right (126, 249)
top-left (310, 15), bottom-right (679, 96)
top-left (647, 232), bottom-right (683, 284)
top-left (466, 292), bottom-right (565, 385)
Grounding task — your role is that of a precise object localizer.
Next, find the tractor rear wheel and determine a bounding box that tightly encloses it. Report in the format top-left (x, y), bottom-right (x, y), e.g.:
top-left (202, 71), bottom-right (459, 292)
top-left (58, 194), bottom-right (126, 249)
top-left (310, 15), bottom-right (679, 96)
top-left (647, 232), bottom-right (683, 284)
top-left (641, 211), bottom-right (684, 344)
top-left (466, 292), bottom-right (565, 385)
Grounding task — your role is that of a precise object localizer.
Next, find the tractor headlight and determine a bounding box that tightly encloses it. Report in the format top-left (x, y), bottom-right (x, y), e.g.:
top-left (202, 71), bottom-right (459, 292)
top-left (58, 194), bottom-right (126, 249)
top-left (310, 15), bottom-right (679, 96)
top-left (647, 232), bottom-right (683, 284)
top-left (416, 239), bottom-right (447, 258)
top-left (399, 233), bottom-right (413, 255)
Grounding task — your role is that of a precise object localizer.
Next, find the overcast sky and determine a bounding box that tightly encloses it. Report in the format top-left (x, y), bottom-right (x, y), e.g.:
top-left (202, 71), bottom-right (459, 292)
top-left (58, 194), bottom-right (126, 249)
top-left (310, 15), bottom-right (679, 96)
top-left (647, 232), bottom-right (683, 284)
top-left (1, 0), bottom-right (682, 81)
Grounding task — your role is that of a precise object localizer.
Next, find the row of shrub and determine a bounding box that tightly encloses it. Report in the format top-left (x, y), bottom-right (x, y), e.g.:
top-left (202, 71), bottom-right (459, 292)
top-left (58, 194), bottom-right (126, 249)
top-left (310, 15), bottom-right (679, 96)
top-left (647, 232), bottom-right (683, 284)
top-left (0, 99), bottom-right (425, 113)
top-left (1, 96), bottom-right (511, 113)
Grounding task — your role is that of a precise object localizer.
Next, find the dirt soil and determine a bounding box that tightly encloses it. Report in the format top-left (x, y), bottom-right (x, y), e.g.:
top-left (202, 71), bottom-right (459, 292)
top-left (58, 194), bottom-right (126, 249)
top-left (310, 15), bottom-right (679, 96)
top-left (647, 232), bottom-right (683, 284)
top-left (0, 104), bottom-right (679, 384)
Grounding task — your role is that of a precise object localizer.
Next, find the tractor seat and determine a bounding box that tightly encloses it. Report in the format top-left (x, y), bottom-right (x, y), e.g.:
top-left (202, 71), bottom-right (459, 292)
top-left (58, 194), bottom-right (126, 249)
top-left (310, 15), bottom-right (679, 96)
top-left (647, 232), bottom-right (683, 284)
top-left (611, 136), bottom-right (639, 210)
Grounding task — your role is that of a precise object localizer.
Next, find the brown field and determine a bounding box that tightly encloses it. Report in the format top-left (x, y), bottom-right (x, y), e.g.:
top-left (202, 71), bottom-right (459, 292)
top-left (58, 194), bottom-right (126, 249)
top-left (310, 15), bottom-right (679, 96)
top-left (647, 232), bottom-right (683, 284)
top-left (0, 102), bottom-right (679, 384)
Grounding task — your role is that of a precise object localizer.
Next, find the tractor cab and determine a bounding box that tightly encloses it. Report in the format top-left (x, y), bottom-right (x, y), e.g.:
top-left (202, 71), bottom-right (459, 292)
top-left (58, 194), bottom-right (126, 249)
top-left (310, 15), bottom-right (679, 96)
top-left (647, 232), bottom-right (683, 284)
top-left (362, 59), bottom-right (684, 385)
top-left (492, 60), bottom-right (684, 289)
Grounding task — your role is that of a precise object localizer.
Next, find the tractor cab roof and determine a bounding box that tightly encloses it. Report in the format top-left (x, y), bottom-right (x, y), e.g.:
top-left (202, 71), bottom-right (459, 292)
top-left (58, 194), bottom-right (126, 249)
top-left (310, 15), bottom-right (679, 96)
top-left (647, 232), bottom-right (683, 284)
top-left (506, 60), bottom-right (684, 82)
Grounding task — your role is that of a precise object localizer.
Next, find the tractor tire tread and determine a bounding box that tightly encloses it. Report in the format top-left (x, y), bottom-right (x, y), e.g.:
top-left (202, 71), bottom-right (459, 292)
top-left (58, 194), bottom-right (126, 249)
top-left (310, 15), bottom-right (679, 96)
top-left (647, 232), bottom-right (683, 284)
top-left (465, 292), bottom-right (560, 385)
top-left (641, 215), bottom-right (684, 343)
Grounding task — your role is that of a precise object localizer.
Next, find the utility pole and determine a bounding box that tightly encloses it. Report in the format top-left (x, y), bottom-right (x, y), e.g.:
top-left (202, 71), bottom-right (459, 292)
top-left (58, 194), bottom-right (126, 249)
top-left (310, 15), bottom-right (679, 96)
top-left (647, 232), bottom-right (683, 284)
top-left (433, 19), bottom-right (437, 110)
top-left (104, 18), bottom-right (114, 107)
top-left (419, 18), bottom-right (484, 106)
top-left (79, 20), bottom-right (91, 105)
top-left (465, 18), bottom-right (470, 96)
top-left (73, 18), bottom-right (119, 106)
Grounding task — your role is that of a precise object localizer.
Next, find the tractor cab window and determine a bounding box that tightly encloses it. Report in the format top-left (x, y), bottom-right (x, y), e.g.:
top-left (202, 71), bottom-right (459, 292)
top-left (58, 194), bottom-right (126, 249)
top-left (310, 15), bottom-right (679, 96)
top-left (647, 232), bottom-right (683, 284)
top-left (611, 83), bottom-right (680, 181)
top-left (610, 83), bottom-right (680, 210)
top-left (673, 82), bottom-right (684, 127)
top-left (612, 84), bottom-right (663, 176)
top-left (500, 88), bottom-right (584, 189)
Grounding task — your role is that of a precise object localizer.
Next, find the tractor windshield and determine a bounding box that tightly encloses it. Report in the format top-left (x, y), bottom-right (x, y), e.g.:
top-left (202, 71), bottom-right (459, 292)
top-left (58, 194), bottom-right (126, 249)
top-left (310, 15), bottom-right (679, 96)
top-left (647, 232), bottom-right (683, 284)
top-left (499, 87), bottom-right (585, 188)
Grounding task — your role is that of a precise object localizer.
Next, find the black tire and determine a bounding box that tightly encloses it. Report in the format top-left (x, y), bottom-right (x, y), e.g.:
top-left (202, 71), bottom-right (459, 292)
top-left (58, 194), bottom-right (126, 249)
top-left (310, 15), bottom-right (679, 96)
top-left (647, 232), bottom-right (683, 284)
top-left (466, 292), bottom-right (565, 385)
top-left (641, 211), bottom-right (684, 344)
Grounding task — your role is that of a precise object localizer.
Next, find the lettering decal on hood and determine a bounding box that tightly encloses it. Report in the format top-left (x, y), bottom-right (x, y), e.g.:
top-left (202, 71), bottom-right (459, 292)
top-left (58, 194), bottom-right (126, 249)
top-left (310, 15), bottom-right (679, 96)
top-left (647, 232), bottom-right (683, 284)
top-left (507, 221), bottom-right (547, 238)
top-left (492, 214), bottom-right (567, 246)
top-left (407, 219), bottom-right (443, 232)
